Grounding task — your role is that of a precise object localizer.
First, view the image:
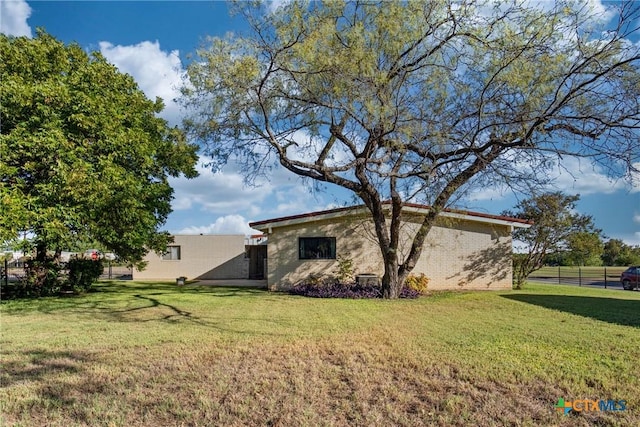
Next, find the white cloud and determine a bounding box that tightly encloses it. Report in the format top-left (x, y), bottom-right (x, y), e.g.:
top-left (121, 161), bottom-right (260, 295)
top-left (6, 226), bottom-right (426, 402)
top-left (169, 159), bottom-right (272, 213)
top-left (519, 0), bottom-right (614, 25)
top-left (550, 157), bottom-right (631, 195)
top-left (462, 154), bottom-right (637, 207)
top-left (0, 0), bottom-right (32, 37)
top-left (272, 184), bottom-right (329, 215)
top-left (633, 213), bottom-right (640, 224)
top-left (267, 0), bottom-right (290, 13)
top-left (99, 40), bottom-right (183, 126)
top-left (177, 214), bottom-right (258, 235)
top-left (578, 0), bottom-right (616, 25)
top-left (466, 185), bottom-right (507, 202)
top-left (631, 162), bottom-right (640, 193)
top-left (608, 232), bottom-right (640, 247)
top-left (168, 154), bottom-right (338, 221)
top-left (285, 129), bottom-right (354, 168)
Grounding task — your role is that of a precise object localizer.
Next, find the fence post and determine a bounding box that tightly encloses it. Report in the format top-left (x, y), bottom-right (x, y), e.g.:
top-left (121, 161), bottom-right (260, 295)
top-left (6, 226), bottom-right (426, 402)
top-left (558, 265), bottom-right (561, 285)
top-left (604, 267), bottom-right (607, 289)
top-left (3, 258), bottom-right (7, 288)
top-left (579, 267), bottom-right (582, 286)
top-left (108, 260), bottom-right (112, 279)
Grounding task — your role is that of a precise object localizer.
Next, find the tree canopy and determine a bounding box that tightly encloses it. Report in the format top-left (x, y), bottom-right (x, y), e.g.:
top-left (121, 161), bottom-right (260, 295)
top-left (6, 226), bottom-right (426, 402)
top-left (0, 30), bottom-right (198, 265)
top-left (602, 239), bottom-right (640, 266)
top-left (504, 192), bottom-right (601, 288)
top-left (182, 0), bottom-right (640, 297)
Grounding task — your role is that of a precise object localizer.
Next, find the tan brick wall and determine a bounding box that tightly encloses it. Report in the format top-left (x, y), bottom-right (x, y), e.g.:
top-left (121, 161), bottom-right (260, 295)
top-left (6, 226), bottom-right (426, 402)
top-left (266, 214), bottom-right (513, 291)
top-left (133, 235), bottom-right (248, 280)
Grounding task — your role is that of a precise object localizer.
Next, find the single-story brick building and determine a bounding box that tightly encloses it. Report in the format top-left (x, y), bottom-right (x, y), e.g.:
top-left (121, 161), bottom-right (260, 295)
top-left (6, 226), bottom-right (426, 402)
top-left (133, 234), bottom-right (267, 281)
top-left (249, 204), bottom-right (531, 291)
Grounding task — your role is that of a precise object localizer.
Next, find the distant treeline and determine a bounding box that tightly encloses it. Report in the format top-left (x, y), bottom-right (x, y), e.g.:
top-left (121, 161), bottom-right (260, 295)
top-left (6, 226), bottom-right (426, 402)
top-left (541, 239), bottom-right (640, 267)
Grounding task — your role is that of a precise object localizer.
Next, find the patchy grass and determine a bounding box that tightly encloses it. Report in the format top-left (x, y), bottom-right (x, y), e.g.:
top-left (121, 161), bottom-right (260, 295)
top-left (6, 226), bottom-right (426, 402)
top-left (1, 282), bottom-right (639, 426)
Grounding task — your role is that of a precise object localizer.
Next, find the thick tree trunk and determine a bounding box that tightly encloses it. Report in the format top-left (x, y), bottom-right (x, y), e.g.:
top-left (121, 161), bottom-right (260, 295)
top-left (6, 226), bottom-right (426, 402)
top-left (35, 242), bottom-right (47, 262)
top-left (381, 257), bottom-right (413, 298)
top-left (381, 255), bottom-right (401, 298)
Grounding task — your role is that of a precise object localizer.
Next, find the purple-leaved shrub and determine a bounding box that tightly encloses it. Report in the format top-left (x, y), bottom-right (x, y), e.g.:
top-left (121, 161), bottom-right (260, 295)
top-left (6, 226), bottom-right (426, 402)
top-left (290, 282), bottom-right (420, 299)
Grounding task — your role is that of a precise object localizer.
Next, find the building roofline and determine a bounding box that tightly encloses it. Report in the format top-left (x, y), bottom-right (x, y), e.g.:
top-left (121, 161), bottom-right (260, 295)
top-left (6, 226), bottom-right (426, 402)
top-left (249, 203), bottom-right (532, 230)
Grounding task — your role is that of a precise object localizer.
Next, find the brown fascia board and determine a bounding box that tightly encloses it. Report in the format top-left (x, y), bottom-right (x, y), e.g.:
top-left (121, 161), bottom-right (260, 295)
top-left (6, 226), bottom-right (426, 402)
top-left (249, 202), bottom-right (533, 230)
top-left (249, 205), bottom-right (367, 229)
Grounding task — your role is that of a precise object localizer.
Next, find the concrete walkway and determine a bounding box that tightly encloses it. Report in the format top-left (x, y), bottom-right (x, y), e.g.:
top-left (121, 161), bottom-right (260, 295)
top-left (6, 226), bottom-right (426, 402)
top-left (194, 279), bottom-right (268, 289)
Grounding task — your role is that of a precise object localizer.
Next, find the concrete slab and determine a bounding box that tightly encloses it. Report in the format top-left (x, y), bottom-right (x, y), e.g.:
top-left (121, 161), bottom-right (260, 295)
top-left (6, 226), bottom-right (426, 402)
top-left (193, 279), bottom-right (268, 289)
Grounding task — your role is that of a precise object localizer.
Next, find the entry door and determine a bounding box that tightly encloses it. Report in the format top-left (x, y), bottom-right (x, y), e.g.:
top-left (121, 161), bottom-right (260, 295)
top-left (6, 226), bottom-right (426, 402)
top-left (249, 245), bottom-right (267, 279)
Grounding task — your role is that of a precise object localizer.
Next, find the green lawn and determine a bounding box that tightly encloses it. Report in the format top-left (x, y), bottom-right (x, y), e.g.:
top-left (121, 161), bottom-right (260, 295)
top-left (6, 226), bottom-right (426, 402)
top-left (1, 281), bottom-right (639, 426)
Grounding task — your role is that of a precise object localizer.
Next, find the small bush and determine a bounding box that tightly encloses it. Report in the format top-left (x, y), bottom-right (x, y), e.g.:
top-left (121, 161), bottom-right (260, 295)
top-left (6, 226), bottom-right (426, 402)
top-left (0, 257), bottom-right (104, 299)
top-left (333, 255), bottom-right (355, 284)
top-left (290, 282), bottom-right (420, 299)
top-left (10, 258), bottom-right (63, 298)
top-left (404, 273), bottom-right (429, 295)
top-left (66, 258), bottom-right (103, 293)
top-left (290, 282), bottom-right (380, 299)
top-left (399, 287), bottom-right (421, 298)
top-left (304, 273), bottom-right (330, 287)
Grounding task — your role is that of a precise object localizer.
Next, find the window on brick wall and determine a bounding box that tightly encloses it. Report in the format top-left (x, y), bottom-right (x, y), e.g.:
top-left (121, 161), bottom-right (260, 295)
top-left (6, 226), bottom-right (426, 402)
top-left (299, 237), bottom-right (336, 260)
top-left (162, 245), bottom-right (181, 260)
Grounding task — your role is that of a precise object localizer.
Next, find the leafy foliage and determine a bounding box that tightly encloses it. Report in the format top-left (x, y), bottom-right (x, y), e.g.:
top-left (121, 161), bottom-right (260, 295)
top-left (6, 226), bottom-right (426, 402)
top-left (404, 273), bottom-right (429, 295)
top-left (0, 30), bottom-right (198, 269)
top-left (333, 255), bottom-right (355, 284)
top-left (3, 258), bottom-right (62, 299)
top-left (1, 257), bottom-right (104, 299)
top-left (564, 232), bottom-right (604, 266)
top-left (303, 273), bottom-right (330, 287)
top-left (66, 258), bottom-right (103, 293)
top-left (290, 282), bottom-right (419, 299)
top-left (602, 239), bottom-right (640, 266)
top-left (504, 192), bottom-right (602, 288)
top-left (182, 0), bottom-right (640, 298)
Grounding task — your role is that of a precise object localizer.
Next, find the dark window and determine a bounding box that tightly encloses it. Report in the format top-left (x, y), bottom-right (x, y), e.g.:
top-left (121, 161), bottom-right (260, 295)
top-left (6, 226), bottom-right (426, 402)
top-left (162, 246), bottom-right (181, 260)
top-left (299, 237), bottom-right (336, 260)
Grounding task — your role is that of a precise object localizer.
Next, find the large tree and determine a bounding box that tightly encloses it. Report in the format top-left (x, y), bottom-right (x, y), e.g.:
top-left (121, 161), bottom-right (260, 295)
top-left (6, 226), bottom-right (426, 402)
top-left (1, 30), bottom-right (198, 266)
top-left (182, 0), bottom-right (640, 298)
top-left (504, 193), bottom-right (601, 288)
top-left (564, 231), bottom-right (604, 266)
top-left (602, 238), bottom-right (640, 266)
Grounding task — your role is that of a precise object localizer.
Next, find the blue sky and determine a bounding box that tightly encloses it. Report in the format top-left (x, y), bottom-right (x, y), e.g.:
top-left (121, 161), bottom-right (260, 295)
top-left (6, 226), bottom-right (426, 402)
top-left (1, 0), bottom-right (638, 245)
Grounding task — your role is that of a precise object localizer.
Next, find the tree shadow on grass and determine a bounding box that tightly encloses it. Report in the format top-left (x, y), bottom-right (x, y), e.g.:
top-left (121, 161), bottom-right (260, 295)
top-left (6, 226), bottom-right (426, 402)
top-left (0, 349), bottom-right (96, 389)
top-left (1, 283), bottom-right (269, 315)
top-left (501, 294), bottom-right (640, 328)
top-left (92, 281), bottom-right (268, 296)
top-left (0, 282), bottom-right (292, 335)
top-left (1, 348), bottom-right (127, 423)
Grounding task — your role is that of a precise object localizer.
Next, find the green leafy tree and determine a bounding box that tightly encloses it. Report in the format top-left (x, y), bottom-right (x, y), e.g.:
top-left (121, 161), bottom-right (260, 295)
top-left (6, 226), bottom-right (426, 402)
top-left (602, 239), bottom-right (640, 266)
top-left (564, 231), bottom-right (604, 266)
top-left (0, 30), bottom-right (198, 278)
top-left (504, 193), bottom-right (600, 288)
top-left (182, 1), bottom-right (640, 298)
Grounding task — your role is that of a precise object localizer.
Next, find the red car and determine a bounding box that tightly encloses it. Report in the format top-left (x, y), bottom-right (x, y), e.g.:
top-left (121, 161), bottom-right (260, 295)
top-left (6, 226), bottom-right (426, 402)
top-left (621, 266), bottom-right (640, 290)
